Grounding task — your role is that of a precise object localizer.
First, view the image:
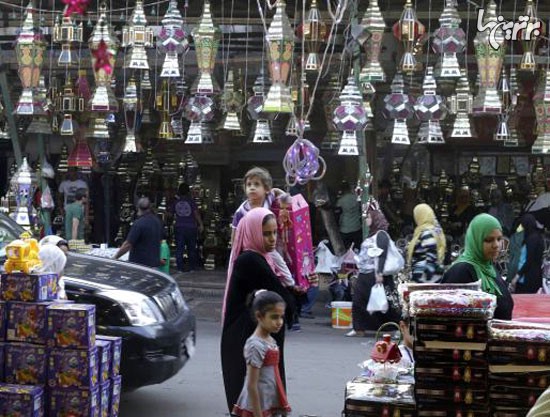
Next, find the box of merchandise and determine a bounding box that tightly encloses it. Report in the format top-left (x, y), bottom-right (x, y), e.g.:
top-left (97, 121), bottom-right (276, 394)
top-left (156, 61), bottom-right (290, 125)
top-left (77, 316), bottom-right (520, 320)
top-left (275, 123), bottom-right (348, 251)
top-left (99, 379), bottom-right (111, 417)
top-left (110, 375), bottom-right (122, 417)
top-left (49, 386), bottom-right (99, 417)
top-left (0, 383), bottom-right (44, 417)
top-left (414, 317), bottom-right (489, 345)
top-left (489, 384), bottom-right (546, 408)
top-left (413, 344), bottom-right (487, 366)
top-left (491, 406), bottom-right (534, 417)
top-left (0, 273), bottom-right (58, 302)
top-left (6, 301), bottom-right (55, 345)
top-left (4, 343), bottom-right (48, 385)
top-left (47, 303), bottom-right (96, 349)
top-left (416, 406), bottom-right (489, 417)
top-left (96, 335), bottom-right (122, 377)
top-left (48, 346), bottom-right (99, 389)
top-left (96, 339), bottom-right (112, 384)
top-left (415, 383), bottom-right (488, 406)
top-left (488, 367), bottom-right (550, 389)
top-left (415, 363), bottom-right (488, 386)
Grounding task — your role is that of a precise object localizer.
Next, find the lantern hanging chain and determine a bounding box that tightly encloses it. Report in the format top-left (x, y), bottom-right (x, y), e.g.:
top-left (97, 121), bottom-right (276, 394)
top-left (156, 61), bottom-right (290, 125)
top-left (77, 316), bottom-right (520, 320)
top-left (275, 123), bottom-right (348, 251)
top-left (326, 0), bottom-right (348, 25)
top-left (222, 0), bottom-right (236, 82)
top-left (320, 16), bottom-right (338, 79)
top-left (122, 0), bottom-right (129, 100)
top-left (424, 0), bottom-right (432, 74)
top-left (298, 0), bottom-right (306, 130)
top-left (289, 0), bottom-right (300, 122)
top-left (243, 0), bottom-right (251, 95)
top-left (47, 0), bottom-right (55, 98)
top-left (465, 0), bottom-right (470, 69)
top-left (510, 0), bottom-right (517, 65)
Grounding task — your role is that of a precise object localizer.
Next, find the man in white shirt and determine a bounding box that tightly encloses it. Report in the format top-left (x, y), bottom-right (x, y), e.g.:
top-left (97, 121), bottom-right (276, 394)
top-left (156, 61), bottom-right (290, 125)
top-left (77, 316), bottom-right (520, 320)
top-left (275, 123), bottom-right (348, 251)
top-left (58, 167), bottom-right (88, 210)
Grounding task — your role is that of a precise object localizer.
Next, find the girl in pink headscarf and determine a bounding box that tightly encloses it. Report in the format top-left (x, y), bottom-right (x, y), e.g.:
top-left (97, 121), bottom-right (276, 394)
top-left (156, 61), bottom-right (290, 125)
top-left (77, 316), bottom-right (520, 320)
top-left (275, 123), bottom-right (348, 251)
top-left (221, 208), bottom-right (294, 414)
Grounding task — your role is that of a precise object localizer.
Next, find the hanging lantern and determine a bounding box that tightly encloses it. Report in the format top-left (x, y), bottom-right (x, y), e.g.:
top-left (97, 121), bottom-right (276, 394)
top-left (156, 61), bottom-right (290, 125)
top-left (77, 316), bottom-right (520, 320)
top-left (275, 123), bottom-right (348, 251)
top-left (338, 131), bottom-right (359, 156)
top-left (415, 67), bottom-right (447, 144)
top-left (251, 120), bottom-right (273, 143)
top-left (220, 69), bottom-right (244, 132)
top-left (504, 67), bottom-right (520, 147)
top-left (68, 134), bottom-right (93, 170)
top-left (449, 69), bottom-right (475, 138)
top-left (383, 73), bottom-right (415, 145)
top-left (141, 71), bottom-right (153, 124)
top-left (52, 12), bottom-right (83, 66)
top-left (392, 0), bottom-right (426, 75)
top-left (532, 73), bottom-right (550, 154)
top-left (185, 121), bottom-right (213, 144)
top-left (262, 0), bottom-right (295, 113)
top-left (122, 77), bottom-right (141, 152)
top-left (158, 0), bottom-right (188, 77)
top-left (473, 0), bottom-right (505, 115)
top-left (519, 0), bottom-right (545, 73)
top-left (191, 0), bottom-right (221, 95)
top-left (321, 74), bottom-right (341, 151)
top-left (432, 0), bottom-right (466, 81)
top-left (88, 2), bottom-right (119, 113)
top-left (15, 2), bottom-right (46, 115)
top-left (158, 111), bottom-right (174, 139)
top-left (247, 70), bottom-right (272, 144)
top-left (10, 158), bottom-right (35, 228)
top-left (58, 79), bottom-right (78, 136)
top-left (26, 77), bottom-right (52, 135)
top-left (333, 77), bottom-right (368, 129)
top-left (299, 0), bottom-right (327, 73)
top-left (358, 0), bottom-right (386, 85)
top-left (122, 0), bottom-right (154, 69)
top-left (495, 67), bottom-right (511, 141)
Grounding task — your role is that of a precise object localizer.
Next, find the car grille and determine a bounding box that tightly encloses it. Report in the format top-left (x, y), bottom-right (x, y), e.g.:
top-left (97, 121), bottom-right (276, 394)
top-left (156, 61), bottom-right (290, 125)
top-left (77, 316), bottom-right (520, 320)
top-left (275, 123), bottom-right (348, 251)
top-left (153, 286), bottom-right (185, 320)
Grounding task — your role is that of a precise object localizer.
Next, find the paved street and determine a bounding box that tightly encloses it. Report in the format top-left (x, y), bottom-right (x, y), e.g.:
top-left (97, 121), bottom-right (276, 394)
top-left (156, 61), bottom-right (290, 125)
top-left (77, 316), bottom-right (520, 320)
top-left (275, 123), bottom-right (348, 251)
top-left (119, 312), bottom-right (374, 417)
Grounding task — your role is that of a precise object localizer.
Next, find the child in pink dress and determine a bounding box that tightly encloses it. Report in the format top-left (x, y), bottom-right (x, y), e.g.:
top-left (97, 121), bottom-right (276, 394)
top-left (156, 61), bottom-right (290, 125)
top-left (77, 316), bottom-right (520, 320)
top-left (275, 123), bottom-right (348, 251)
top-left (232, 290), bottom-right (291, 417)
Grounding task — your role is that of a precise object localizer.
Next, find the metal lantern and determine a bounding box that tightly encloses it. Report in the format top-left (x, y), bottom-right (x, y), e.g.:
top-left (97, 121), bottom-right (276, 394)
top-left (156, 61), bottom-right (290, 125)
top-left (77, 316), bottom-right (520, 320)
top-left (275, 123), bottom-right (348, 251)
top-left (185, 121), bottom-right (213, 144)
top-left (122, 77), bottom-right (141, 152)
top-left (519, 0), bottom-right (545, 73)
top-left (532, 73), bottom-right (550, 154)
top-left (358, 0), bottom-right (386, 85)
top-left (141, 71), bottom-right (153, 123)
top-left (415, 67), bottom-right (447, 144)
top-left (58, 79), bottom-right (78, 136)
top-left (15, 2), bottom-right (47, 115)
top-left (248, 70), bottom-right (272, 143)
top-left (10, 157), bottom-right (35, 228)
top-left (191, 0), bottom-right (221, 95)
top-left (53, 13), bottom-right (83, 66)
top-left (320, 74), bottom-right (341, 151)
top-left (300, 0), bottom-right (327, 73)
top-left (221, 69), bottom-right (244, 132)
top-left (122, 0), bottom-right (154, 69)
top-left (88, 2), bottom-right (119, 113)
top-left (495, 67), bottom-right (511, 141)
top-left (392, 0), bottom-right (426, 74)
top-left (263, 0), bottom-right (295, 113)
top-left (473, 0), bottom-right (505, 115)
top-left (158, 0), bottom-right (188, 77)
top-left (68, 134), bottom-right (93, 170)
top-left (449, 69), bottom-right (475, 138)
top-left (333, 76), bottom-right (367, 155)
top-left (504, 67), bottom-right (520, 147)
top-left (383, 73), bottom-right (415, 145)
top-left (338, 131), bottom-right (359, 156)
top-left (432, 0), bottom-right (465, 81)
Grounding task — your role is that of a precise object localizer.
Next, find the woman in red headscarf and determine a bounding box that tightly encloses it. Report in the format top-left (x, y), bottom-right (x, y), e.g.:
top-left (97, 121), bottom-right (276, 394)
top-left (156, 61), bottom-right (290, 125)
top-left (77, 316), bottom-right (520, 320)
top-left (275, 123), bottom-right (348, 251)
top-left (221, 207), bottom-right (295, 414)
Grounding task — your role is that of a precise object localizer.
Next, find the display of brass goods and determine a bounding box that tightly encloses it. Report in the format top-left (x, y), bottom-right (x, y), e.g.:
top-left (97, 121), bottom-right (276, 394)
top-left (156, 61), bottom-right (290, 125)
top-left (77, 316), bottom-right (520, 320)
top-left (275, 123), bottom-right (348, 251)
top-left (15, 2), bottom-right (47, 115)
top-left (300, 0), bottom-right (327, 73)
top-left (473, 0), bottom-right (505, 115)
top-left (416, 67), bottom-right (447, 144)
top-left (192, 0), bottom-right (221, 95)
top-left (262, 0), bottom-right (294, 113)
top-left (157, 0), bottom-right (188, 78)
top-left (392, 0), bottom-right (426, 74)
top-left (518, 0), bottom-right (545, 73)
top-left (383, 73), bottom-right (414, 145)
top-left (122, 0), bottom-right (153, 69)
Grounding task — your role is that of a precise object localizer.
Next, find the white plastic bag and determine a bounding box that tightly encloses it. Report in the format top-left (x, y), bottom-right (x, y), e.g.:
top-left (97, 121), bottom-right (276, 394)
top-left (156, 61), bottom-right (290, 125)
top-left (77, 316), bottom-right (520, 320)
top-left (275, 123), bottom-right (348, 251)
top-left (367, 283), bottom-right (389, 314)
top-left (382, 238), bottom-right (405, 275)
top-left (314, 240), bottom-right (338, 274)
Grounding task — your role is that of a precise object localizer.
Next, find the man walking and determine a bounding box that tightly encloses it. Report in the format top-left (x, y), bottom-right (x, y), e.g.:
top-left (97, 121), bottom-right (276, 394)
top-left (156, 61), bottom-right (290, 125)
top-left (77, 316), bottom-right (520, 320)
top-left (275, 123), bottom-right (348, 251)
top-left (172, 183), bottom-right (203, 272)
top-left (64, 189), bottom-right (86, 240)
top-left (114, 197), bottom-right (163, 268)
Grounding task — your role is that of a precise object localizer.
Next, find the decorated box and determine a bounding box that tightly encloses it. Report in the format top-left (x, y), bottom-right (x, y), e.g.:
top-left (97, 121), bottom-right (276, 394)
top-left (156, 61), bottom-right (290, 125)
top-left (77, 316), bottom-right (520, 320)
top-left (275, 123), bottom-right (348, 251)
top-left (47, 303), bottom-right (96, 349)
top-left (48, 347), bottom-right (99, 389)
top-left (0, 273), bottom-right (58, 302)
top-left (0, 383), bottom-right (44, 417)
top-left (110, 375), bottom-right (122, 417)
top-left (99, 379), bottom-right (111, 417)
top-left (96, 339), bottom-right (112, 384)
top-left (409, 289), bottom-right (496, 319)
top-left (273, 194), bottom-right (314, 288)
top-left (413, 345), bottom-right (487, 366)
top-left (414, 317), bottom-right (489, 345)
top-left (415, 383), bottom-right (488, 406)
top-left (49, 386), bottom-right (100, 417)
top-left (489, 369), bottom-right (550, 389)
top-left (415, 363), bottom-right (488, 386)
top-left (489, 385), bottom-right (545, 408)
top-left (491, 406), bottom-right (534, 417)
top-left (6, 301), bottom-right (54, 345)
top-left (4, 343), bottom-right (48, 385)
top-left (416, 406), bottom-right (490, 417)
top-left (0, 301), bottom-right (5, 341)
top-left (488, 341), bottom-right (550, 365)
top-left (96, 335), bottom-right (122, 377)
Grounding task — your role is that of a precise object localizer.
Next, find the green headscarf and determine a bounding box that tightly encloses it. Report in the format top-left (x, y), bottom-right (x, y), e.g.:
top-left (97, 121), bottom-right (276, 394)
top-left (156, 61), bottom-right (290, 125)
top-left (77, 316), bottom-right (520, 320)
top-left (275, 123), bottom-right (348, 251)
top-left (454, 213), bottom-right (503, 296)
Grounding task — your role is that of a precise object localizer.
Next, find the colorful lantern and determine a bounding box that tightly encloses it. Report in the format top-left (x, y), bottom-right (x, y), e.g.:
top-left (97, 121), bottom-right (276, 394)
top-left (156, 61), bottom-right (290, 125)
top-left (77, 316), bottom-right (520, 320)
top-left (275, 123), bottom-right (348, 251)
top-left (333, 76), bottom-right (368, 155)
top-left (88, 2), bottom-right (119, 113)
top-left (158, 0), bottom-right (188, 77)
top-left (532, 73), bottom-right (550, 154)
top-left (392, 0), bottom-right (426, 74)
top-left (383, 73), bottom-right (415, 145)
top-left (68, 134), bottom-right (93, 170)
top-left (473, 0), bottom-right (505, 115)
top-left (263, 0), bottom-right (295, 113)
top-left (519, 0), bottom-right (545, 72)
top-left (359, 0), bottom-right (386, 84)
top-left (191, 0), bottom-right (221, 95)
top-left (449, 69), bottom-right (475, 138)
top-left (122, 0), bottom-right (154, 69)
top-left (15, 2), bottom-right (46, 115)
top-left (299, 0), bottom-right (327, 72)
top-left (432, 0), bottom-right (466, 80)
top-left (415, 67), bottom-right (447, 144)
top-left (53, 13), bottom-right (83, 66)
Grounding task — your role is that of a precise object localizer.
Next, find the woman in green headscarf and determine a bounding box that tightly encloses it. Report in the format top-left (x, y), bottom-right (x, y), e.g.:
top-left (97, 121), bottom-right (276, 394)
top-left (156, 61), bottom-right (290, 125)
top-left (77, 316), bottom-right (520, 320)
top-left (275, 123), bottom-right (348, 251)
top-left (441, 213), bottom-right (514, 320)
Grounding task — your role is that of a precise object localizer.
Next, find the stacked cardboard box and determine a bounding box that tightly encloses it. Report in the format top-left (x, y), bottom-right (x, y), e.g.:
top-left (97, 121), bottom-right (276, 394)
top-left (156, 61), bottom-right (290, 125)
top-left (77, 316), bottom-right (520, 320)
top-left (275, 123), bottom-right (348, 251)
top-left (0, 272), bottom-right (122, 417)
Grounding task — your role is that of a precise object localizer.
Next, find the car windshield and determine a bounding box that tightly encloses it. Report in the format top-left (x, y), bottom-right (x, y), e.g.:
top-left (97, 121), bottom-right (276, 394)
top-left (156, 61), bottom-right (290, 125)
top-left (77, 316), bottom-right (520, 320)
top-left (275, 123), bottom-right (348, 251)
top-left (0, 215), bottom-right (23, 258)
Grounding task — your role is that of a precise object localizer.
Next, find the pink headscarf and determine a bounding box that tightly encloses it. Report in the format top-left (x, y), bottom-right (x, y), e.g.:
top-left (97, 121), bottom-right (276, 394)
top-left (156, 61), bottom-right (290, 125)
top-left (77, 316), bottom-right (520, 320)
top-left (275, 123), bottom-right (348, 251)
top-left (222, 207), bottom-right (277, 319)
